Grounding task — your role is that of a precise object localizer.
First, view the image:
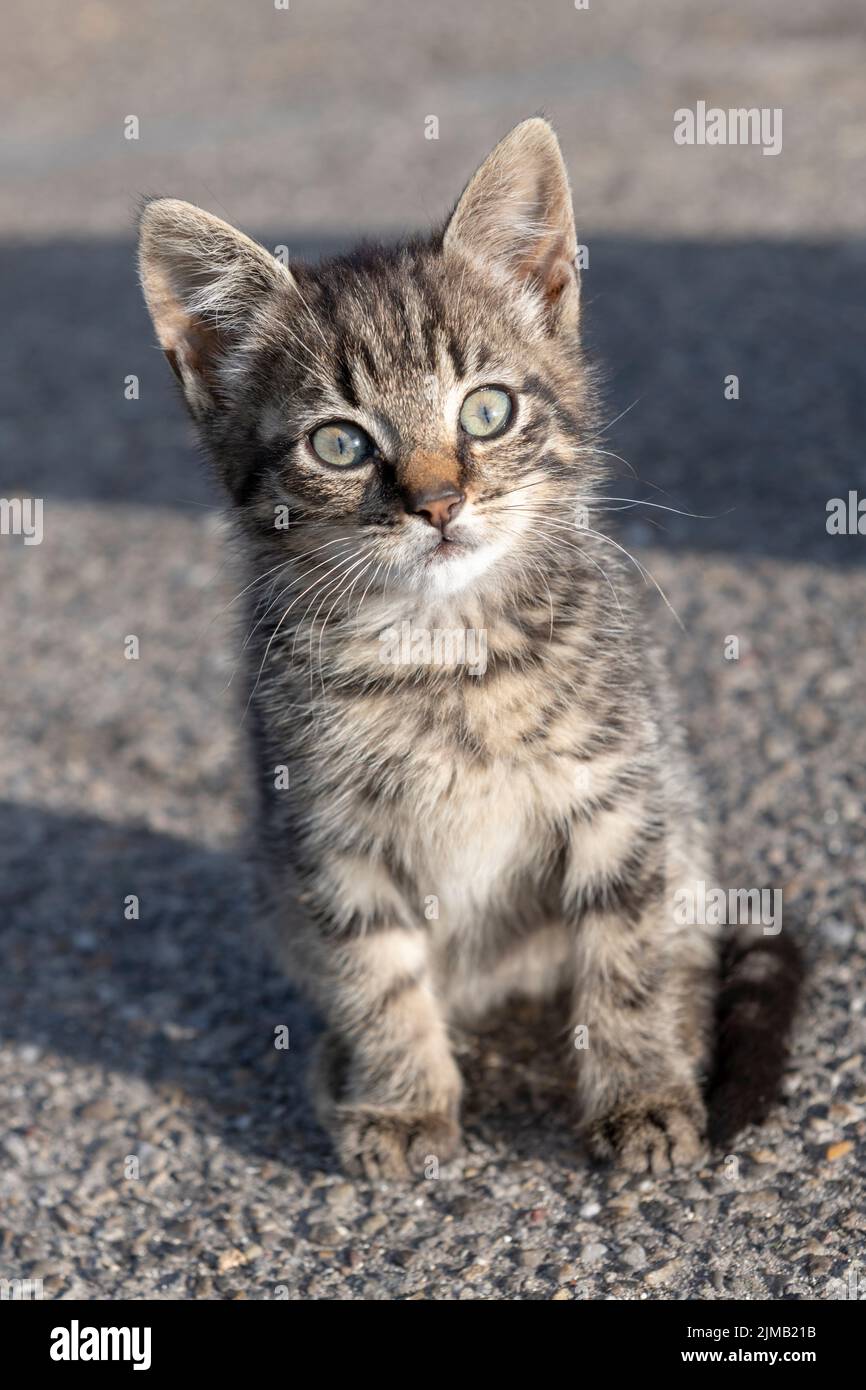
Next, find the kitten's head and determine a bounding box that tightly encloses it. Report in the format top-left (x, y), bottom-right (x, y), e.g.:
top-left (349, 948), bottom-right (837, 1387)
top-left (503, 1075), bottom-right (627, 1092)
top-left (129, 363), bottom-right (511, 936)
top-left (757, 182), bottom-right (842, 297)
top-left (139, 119), bottom-right (599, 606)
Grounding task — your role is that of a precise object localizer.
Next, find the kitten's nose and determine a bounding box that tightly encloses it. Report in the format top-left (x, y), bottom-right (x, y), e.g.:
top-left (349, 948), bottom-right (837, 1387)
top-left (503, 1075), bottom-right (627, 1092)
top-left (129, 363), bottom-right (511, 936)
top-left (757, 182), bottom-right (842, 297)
top-left (405, 485), bottom-right (465, 532)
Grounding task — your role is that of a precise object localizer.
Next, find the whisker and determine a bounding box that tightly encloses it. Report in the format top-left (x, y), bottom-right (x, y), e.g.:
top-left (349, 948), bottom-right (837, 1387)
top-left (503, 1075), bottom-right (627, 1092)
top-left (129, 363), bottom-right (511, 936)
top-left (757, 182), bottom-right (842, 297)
top-left (573, 494), bottom-right (729, 521)
top-left (518, 523), bottom-right (627, 623)
top-left (581, 526), bottom-right (683, 630)
top-left (315, 557), bottom-right (375, 693)
top-left (237, 542), bottom-right (357, 659)
top-left (306, 551), bottom-right (373, 690)
top-left (355, 558), bottom-right (386, 616)
top-left (239, 550), bottom-right (361, 710)
top-left (596, 396), bottom-right (642, 435)
top-left (527, 560), bottom-right (555, 638)
top-left (292, 551), bottom-right (369, 665)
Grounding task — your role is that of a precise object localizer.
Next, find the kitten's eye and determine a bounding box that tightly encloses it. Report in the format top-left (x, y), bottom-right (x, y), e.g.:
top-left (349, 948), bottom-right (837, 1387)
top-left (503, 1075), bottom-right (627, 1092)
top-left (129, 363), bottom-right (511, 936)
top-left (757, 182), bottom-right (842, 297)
top-left (310, 421), bottom-right (374, 468)
top-left (459, 386), bottom-right (513, 439)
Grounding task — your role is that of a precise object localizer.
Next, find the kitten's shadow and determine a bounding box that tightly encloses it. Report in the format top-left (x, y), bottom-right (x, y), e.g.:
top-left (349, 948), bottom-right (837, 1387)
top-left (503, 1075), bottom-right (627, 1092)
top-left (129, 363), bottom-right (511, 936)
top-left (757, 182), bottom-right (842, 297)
top-left (0, 801), bottom-right (337, 1178)
top-left (454, 997), bottom-right (583, 1168)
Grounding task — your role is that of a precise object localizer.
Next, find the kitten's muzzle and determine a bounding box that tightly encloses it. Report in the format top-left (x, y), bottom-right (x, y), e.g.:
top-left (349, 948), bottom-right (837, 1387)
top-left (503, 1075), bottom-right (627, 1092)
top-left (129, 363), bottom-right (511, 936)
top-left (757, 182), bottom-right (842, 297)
top-left (403, 484), bottom-right (466, 534)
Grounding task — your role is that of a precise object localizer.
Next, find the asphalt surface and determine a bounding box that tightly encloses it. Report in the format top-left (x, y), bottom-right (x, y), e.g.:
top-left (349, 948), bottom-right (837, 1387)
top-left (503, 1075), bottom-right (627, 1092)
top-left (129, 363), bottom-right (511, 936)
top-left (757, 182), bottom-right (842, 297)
top-left (1, 0), bottom-right (864, 1300)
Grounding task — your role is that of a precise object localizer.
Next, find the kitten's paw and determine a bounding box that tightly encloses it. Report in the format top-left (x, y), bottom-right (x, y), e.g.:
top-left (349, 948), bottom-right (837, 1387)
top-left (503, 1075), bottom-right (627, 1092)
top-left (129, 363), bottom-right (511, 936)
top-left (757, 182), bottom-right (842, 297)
top-left (585, 1091), bottom-right (708, 1175)
top-left (314, 1032), bottom-right (463, 1179)
top-left (333, 1108), bottom-right (462, 1180)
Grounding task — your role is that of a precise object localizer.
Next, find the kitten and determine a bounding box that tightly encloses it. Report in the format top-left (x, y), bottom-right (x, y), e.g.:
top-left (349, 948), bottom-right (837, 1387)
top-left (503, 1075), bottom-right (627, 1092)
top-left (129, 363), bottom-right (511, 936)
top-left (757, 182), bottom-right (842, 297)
top-left (139, 119), bottom-right (799, 1178)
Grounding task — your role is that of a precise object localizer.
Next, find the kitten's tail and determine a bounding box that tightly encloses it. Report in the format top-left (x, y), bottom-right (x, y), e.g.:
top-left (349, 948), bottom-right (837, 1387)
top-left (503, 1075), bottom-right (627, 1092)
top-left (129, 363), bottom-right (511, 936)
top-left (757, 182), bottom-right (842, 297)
top-left (707, 926), bottom-right (804, 1148)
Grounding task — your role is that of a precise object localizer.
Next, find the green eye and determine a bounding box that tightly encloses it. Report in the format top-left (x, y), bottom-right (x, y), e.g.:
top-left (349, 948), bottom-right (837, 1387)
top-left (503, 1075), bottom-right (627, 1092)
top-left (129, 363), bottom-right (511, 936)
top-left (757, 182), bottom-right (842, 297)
top-left (459, 386), bottom-right (513, 439)
top-left (310, 421), bottom-right (374, 467)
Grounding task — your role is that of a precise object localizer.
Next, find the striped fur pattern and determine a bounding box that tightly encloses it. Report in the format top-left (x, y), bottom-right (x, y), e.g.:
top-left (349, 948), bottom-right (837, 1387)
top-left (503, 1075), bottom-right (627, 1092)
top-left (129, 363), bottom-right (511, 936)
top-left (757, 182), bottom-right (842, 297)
top-left (139, 119), bottom-right (772, 1178)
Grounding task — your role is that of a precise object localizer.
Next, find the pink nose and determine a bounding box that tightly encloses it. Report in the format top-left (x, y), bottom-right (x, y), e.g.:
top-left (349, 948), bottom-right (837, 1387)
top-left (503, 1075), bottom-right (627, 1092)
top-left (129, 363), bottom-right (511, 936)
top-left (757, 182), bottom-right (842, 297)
top-left (405, 485), bottom-right (466, 532)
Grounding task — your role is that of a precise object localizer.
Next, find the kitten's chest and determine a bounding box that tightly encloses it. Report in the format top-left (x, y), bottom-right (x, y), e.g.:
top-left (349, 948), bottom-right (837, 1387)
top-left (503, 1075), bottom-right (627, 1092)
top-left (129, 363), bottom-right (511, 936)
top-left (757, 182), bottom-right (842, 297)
top-left (319, 673), bottom-right (586, 919)
top-left (405, 758), bottom-right (540, 918)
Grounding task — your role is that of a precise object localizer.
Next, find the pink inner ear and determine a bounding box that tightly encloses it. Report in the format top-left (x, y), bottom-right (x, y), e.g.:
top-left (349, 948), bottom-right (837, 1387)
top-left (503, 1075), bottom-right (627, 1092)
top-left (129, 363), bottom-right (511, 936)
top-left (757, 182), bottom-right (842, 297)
top-left (546, 261), bottom-right (570, 304)
top-left (519, 230), bottom-right (576, 306)
top-left (158, 291), bottom-right (224, 381)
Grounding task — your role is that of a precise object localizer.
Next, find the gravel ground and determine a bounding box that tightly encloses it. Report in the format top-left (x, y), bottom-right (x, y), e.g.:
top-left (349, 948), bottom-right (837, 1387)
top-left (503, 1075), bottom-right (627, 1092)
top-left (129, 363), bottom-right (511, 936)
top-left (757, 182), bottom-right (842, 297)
top-left (1, 0), bottom-right (864, 1301)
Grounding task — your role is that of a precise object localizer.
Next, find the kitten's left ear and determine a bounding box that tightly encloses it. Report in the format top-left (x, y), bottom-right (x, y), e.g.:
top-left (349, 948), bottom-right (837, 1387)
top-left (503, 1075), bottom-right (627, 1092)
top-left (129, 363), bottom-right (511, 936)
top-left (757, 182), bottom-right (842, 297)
top-left (443, 118), bottom-right (579, 333)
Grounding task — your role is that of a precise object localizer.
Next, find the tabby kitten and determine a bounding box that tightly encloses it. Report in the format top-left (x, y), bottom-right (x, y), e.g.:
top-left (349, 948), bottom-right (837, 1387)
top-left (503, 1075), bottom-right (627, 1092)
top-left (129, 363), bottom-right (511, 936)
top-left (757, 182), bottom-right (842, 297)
top-left (139, 119), bottom-right (796, 1178)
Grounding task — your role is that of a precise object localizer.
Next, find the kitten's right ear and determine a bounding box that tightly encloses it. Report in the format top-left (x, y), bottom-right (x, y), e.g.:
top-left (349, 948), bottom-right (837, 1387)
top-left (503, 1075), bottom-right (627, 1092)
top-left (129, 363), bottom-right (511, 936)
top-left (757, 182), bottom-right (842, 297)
top-left (138, 198), bottom-right (293, 418)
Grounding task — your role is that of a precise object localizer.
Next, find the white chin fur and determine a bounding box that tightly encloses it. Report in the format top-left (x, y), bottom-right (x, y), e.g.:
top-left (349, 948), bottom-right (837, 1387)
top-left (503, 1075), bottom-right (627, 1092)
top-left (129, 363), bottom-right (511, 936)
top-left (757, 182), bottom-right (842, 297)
top-left (400, 537), bottom-right (507, 597)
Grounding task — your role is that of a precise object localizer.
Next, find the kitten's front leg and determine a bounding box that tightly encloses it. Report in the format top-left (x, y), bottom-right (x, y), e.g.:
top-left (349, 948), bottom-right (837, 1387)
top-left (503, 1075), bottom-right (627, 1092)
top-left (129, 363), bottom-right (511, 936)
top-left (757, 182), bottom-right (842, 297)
top-left (569, 856), bottom-right (716, 1174)
top-left (309, 906), bottom-right (462, 1180)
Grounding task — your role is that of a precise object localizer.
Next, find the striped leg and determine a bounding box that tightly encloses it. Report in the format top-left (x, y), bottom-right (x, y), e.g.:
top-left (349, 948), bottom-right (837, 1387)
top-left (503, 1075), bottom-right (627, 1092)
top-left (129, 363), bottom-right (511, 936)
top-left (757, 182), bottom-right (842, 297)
top-left (566, 816), bottom-right (717, 1173)
top-left (312, 923), bottom-right (462, 1179)
top-left (572, 902), bottom-right (713, 1173)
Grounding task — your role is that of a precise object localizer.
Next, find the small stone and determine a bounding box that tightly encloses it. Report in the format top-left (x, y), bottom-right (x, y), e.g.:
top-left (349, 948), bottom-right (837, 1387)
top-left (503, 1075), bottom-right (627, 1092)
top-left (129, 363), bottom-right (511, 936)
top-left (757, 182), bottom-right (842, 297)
top-left (4, 1136), bottom-right (29, 1166)
top-left (581, 1242), bottom-right (608, 1265)
top-left (217, 1247), bottom-right (248, 1273)
top-left (79, 1098), bottom-right (117, 1123)
top-left (730, 1188), bottom-right (780, 1215)
top-left (821, 919), bottom-right (855, 948)
top-left (829, 1102), bottom-right (863, 1123)
top-left (162, 1021), bottom-right (198, 1041)
top-left (621, 1244), bottom-right (648, 1270)
top-left (54, 1205), bottom-right (81, 1233)
top-left (164, 1219), bottom-right (195, 1241)
top-left (750, 1147), bottom-right (777, 1164)
top-left (360, 1213), bottom-right (388, 1237)
top-left (551, 1288), bottom-right (572, 1299)
top-left (580, 1200), bottom-right (601, 1219)
top-left (307, 1222), bottom-right (347, 1247)
top-left (387, 1247), bottom-right (418, 1269)
top-left (325, 1183), bottom-right (355, 1209)
top-left (638, 1198), bottom-right (669, 1224)
top-left (645, 1259), bottom-right (683, 1288)
top-left (519, 1247), bottom-right (545, 1269)
top-left (826, 1140), bottom-right (854, 1161)
top-left (609, 1192), bottom-right (639, 1219)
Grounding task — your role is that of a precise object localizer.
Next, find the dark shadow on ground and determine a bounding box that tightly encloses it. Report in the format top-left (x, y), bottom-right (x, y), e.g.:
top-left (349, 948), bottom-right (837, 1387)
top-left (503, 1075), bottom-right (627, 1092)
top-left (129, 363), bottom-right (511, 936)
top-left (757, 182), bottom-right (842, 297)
top-left (2, 801), bottom-right (334, 1178)
top-left (1, 235), bottom-right (865, 566)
